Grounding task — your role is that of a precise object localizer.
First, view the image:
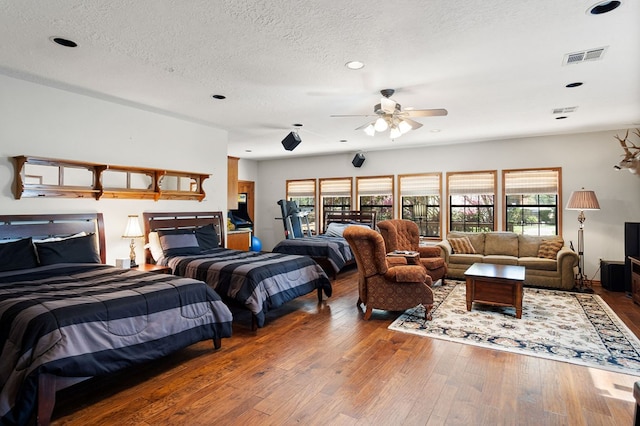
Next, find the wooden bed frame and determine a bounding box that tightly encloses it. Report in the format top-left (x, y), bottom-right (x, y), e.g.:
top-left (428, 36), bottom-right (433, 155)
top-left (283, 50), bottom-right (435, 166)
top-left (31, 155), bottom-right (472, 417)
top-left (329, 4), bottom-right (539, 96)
top-left (142, 211), bottom-right (226, 263)
top-left (0, 213), bottom-right (106, 426)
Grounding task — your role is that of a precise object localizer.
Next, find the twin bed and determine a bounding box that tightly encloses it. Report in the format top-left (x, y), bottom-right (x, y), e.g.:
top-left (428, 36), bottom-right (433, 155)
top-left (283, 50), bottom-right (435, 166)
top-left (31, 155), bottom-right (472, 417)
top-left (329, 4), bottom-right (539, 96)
top-left (0, 213), bottom-right (233, 425)
top-left (271, 210), bottom-right (377, 278)
top-left (142, 211), bottom-right (332, 330)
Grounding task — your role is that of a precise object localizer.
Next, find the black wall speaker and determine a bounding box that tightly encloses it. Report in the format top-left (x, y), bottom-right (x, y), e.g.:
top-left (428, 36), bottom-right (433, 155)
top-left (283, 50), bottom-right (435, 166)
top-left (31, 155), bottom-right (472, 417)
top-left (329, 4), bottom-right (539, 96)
top-left (281, 132), bottom-right (301, 151)
top-left (352, 153), bottom-right (365, 167)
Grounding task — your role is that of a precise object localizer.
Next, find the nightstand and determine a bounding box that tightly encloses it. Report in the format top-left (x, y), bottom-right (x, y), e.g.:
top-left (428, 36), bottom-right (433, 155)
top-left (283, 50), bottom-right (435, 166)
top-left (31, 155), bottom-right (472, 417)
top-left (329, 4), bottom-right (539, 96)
top-left (133, 264), bottom-right (172, 274)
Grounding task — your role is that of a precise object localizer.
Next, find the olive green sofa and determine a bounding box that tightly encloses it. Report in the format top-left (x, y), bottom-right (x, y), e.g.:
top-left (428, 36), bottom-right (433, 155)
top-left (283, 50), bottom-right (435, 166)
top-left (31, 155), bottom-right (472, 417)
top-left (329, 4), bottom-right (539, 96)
top-left (436, 231), bottom-right (579, 290)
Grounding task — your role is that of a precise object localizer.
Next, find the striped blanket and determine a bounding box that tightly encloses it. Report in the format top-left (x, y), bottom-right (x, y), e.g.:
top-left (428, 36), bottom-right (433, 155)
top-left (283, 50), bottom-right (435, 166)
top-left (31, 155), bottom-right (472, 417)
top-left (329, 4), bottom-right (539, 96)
top-left (161, 248), bottom-right (332, 327)
top-left (272, 235), bottom-right (354, 275)
top-left (0, 264), bottom-right (233, 425)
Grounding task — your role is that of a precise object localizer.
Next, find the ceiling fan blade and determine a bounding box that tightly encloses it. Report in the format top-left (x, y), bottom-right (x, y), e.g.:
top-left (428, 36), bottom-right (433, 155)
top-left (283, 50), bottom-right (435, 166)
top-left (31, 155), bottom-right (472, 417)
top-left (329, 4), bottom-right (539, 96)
top-left (381, 97), bottom-right (397, 113)
top-left (330, 114), bottom-right (376, 118)
top-left (355, 121), bottom-right (373, 130)
top-left (402, 118), bottom-right (423, 130)
top-left (404, 108), bottom-right (448, 117)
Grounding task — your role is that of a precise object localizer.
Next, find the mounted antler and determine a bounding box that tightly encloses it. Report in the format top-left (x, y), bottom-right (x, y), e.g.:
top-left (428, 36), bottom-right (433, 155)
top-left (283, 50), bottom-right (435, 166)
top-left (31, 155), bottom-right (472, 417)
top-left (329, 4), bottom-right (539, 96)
top-left (614, 128), bottom-right (640, 175)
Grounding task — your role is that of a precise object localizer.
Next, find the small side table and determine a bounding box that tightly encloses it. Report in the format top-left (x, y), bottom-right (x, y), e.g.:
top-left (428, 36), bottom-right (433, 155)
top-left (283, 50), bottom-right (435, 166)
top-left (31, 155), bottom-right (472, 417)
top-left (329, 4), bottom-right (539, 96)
top-left (133, 264), bottom-right (172, 274)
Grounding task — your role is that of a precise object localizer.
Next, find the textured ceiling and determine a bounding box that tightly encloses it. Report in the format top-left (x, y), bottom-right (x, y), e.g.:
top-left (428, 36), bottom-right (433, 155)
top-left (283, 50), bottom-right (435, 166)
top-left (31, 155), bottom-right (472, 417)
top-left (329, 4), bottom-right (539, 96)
top-left (1, 0), bottom-right (638, 160)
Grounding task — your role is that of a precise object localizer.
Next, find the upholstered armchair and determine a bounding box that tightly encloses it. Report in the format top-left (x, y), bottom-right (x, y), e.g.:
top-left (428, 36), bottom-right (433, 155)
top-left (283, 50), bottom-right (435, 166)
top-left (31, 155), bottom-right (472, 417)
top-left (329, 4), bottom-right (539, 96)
top-left (377, 219), bottom-right (447, 284)
top-left (343, 225), bottom-right (433, 321)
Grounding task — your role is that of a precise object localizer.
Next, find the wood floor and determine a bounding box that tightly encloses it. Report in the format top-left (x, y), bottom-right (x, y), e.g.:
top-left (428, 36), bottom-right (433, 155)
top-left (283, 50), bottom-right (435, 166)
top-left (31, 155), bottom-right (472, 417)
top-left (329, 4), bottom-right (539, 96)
top-left (52, 267), bottom-right (640, 425)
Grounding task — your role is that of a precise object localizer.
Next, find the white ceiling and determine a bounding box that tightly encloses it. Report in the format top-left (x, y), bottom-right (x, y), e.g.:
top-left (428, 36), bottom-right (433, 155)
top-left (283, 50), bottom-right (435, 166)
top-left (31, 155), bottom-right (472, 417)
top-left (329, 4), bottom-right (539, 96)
top-left (1, 0), bottom-right (638, 160)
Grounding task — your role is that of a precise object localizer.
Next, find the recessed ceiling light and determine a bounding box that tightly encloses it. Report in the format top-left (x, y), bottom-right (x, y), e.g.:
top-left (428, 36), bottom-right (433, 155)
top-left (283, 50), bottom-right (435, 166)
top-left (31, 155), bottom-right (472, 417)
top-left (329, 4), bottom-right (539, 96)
top-left (245, 149), bottom-right (252, 152)
top-left (339, 139), bottom-right (348, 143)
top-left (50, 37), bottom-right (77, 48)
top-left (566, 82), bottom-right (583, 88)
top-left (345, 61), bottom-right (365, 70)
top-left (588, 1), bottom-right (621, 15)
top-left (556, 116), bottom-right (568, 120)
top-left (211, 94), bottom-right (226, 100)
top-left (293, 123), bottom-right (303, 127)
top-left (430, 129), bottom-right (441, 133)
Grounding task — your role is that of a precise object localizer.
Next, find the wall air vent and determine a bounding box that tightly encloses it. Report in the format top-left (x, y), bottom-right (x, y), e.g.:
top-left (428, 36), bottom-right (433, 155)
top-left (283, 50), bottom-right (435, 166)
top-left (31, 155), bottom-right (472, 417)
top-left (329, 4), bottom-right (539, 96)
top-left (563, 47), bottom-right (607, 65)
top-left (552, 106), bottom-right (578, 114)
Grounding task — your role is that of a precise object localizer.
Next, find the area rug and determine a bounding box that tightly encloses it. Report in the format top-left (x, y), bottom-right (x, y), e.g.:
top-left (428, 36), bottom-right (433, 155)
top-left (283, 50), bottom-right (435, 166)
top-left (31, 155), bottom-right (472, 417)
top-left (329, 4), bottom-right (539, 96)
top-left (388, 281), bottom-right (640, 376)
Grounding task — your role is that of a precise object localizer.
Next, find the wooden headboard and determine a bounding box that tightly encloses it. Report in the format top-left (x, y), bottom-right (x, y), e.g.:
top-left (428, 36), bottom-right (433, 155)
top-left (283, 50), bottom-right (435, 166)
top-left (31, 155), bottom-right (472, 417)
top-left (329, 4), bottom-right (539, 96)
top-left (0, 213), bottom-right (107, 264)
top-left (142, 211), bottom-right (225, 263)
top-left (323, 210), bottom-right (377, 233)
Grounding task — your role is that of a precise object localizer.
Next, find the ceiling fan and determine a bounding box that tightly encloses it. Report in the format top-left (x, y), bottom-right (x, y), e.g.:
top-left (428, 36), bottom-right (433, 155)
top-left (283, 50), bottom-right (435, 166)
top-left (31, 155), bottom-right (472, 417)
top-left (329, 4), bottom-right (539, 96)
top-left (331, 89), bottom-right (448, 138)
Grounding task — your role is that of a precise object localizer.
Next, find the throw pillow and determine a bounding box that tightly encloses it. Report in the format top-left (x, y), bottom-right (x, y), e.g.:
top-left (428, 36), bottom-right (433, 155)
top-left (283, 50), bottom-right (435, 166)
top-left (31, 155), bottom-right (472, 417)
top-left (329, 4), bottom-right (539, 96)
top-left (449, 236), bottom-right (476, 254)
top-left (0, 237), bottom-right (39, 272)
top-left (538, 238), bottom-right (564, 259)
top-left (195, 224), bottom-right (219, 251)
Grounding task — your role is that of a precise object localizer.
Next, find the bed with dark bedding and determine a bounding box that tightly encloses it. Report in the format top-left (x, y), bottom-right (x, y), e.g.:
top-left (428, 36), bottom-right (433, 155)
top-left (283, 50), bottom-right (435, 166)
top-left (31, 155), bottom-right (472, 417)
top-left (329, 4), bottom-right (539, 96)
top-left (0, 213), bottom-right (233, 426)
top-left (271, 210), bottom-right (377, 278)
top-left (142, 211), bottom-right (332, 330)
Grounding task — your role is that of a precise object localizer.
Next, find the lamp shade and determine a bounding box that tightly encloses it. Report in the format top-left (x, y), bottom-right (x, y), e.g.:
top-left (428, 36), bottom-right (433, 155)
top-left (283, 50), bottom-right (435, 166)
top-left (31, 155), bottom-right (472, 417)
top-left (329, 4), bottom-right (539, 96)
top-left (566, 189), bottom-right (600, 210)
top-left (122, 215), bottom-right (144, 238)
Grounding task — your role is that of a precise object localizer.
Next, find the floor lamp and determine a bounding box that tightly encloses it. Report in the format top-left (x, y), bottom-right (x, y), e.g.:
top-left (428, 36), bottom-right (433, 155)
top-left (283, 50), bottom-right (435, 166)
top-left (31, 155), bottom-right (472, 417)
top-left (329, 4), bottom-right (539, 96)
top-left (566, 188), bottom-right (600, 292)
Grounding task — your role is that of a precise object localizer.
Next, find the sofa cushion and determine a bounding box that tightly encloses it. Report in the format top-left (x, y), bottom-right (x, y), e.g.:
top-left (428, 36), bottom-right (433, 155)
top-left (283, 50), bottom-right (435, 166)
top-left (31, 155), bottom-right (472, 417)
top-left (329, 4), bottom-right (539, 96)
top-left (518, 256), bottom-right (558, 271)
top-left (538, 238), bottom-right (564, 259)
top-left (518, 234), bottom-right (543, 257)
top-left (448, 253), bottom-right (484, 265)
top-left (449, 236), bottom-right (476, 254)
top-left (483, 255), bottom-right (518, 265)
top-left (485, 232), bottom-right (518, 256)
top-left (448, 232), bottom-right (485, 254)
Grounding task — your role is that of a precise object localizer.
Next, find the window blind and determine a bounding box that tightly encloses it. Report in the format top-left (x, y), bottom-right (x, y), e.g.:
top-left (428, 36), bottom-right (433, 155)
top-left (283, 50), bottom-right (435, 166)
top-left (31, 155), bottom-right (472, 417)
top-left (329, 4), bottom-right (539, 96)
top-left (320, 178), bottom-right (352, 197)
top-left (400, 174), bottom-right (440, 196)
top-left (448, 172), bottom-right (495, 195)
top-left (357, 176), bottom-right (393, 196)
top-left (504, 169), bottom-right (559, 194)
top-left (287, 179), bottom-right (316, 197)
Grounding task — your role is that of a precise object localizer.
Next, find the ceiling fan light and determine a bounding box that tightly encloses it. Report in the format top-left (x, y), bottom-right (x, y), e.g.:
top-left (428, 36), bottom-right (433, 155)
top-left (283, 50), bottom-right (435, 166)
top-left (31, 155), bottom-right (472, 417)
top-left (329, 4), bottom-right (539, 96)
top-left (363, 123), bottom-right (376, 136)
top-left (374, 117), bottom-right (388, 132)
top-left (389, 126), bottom-right (402, 139)
top-left (398, 120), bottom-right (412, 134)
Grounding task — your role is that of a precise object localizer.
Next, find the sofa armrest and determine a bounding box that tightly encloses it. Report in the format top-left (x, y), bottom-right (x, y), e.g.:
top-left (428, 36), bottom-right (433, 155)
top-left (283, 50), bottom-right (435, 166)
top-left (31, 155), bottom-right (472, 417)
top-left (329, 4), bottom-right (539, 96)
top-left (386, 256), bottom-right (408, 267)
top-left (418, 246), bottom-right (441, 258)
top-left (436, 240), bottom-right (452, 263)
top-left (556, 246), bottom-right (579, 266)
top-left (385, 264), bottom-right (429, 284)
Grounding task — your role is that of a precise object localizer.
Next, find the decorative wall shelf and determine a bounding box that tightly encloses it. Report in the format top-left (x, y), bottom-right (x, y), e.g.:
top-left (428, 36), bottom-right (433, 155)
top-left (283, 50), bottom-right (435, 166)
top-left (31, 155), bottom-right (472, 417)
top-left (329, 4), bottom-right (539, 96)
top-left (12, 156), bottom-right (210, 201)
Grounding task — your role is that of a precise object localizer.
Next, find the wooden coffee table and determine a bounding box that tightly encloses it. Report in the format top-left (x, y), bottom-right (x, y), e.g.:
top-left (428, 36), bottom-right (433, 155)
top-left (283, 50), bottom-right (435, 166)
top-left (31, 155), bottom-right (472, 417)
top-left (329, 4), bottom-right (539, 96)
top-left (464, 263), bottom-right (525, 319)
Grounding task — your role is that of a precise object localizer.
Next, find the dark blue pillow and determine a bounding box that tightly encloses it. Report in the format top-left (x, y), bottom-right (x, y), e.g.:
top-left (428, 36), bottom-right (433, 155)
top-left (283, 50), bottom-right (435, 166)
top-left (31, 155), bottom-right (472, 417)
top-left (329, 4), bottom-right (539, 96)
top-left (158, 229), bottom-right (200, 257)
top-left (35, 234), bottom-right (101, 265)
top-left (195, 224), bottom-right (219, 251)
top-left (0, 237), bottom-right (39, 272)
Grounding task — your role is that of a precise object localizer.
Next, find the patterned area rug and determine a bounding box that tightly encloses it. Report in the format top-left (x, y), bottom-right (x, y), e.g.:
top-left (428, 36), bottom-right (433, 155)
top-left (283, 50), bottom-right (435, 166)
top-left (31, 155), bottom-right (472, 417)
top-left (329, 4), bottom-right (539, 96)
top-left (388, 281), bottom-right (640, 376)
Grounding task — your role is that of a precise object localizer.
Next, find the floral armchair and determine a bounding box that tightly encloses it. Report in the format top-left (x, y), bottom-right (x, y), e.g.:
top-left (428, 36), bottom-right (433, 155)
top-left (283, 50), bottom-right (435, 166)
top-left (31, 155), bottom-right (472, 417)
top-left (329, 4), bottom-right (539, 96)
top-left (377, 219), bottom-right (447, 284)
top-left (343, 225), bottom-right (433, 321)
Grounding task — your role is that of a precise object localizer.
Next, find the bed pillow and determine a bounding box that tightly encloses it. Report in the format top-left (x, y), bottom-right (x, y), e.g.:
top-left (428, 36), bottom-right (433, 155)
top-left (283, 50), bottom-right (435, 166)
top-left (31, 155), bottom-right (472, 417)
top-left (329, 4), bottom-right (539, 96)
top-left (325, 222), bottom-right (350, 237)
top-left (145, 232), bottom-right (164, 261)
top-left (448, 236), bottom-right (476, 254)
top-left (195, 224), bottom-right (219, 251)
top-left (158, 229), bottom-right (201, 257)
top-left (35, 233), bottom-right (101, 265)
top-left (0, 237), bottom-right (39, 272)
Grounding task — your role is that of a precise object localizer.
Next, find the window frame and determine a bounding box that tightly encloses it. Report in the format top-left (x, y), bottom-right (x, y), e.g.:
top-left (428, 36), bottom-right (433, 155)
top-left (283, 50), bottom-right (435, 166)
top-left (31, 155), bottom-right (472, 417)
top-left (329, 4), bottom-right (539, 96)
top-left (398, 172), bottom-right (442, 239)
top-left (319, 177), bottom-right (353, 233)
top-left (285, 178), bottom-right (317, 235)
top-left (356, 175), bottom-right (394, 222)
top-left (446, 170), bottom-right (497, 233)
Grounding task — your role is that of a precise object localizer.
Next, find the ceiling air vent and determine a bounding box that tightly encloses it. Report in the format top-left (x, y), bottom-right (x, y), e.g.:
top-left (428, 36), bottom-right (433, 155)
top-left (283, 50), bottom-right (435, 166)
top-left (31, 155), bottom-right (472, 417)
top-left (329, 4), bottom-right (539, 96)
top-left (552, 106), bottom-right (578, 114)
top-left (563, 47), bottom-right (607, 65)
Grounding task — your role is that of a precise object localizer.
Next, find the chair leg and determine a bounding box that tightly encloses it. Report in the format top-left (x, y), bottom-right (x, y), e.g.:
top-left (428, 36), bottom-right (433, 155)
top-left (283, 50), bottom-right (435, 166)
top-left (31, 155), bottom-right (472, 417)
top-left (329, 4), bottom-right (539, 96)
top-left (424, 304), bottom-right (433, 321)
top-left (364, 305), bottom-right (373, 320)
top-left (356, 297), bottom-right (362, 308)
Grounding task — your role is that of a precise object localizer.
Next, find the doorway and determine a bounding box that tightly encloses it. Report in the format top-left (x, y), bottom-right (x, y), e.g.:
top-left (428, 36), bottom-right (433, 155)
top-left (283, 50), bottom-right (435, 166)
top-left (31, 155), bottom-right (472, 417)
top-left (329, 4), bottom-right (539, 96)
top-left (238, 180), bottom-right (255, 232)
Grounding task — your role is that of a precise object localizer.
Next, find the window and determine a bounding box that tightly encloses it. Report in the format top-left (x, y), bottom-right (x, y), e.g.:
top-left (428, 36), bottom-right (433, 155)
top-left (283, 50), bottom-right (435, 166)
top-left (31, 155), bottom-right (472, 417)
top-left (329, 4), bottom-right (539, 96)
top-left (447, 171), bottom-right (496, 232)
top-left (286, 179), bottom-right (316, 234)
top-left (356, 175), bottom-right (394, 221)
top-left (319, 177), bottom-right (352, 232)
top-left (399, 173), bottom-right (442, 238)
top-left (503, 168), bottom-right (561, 236)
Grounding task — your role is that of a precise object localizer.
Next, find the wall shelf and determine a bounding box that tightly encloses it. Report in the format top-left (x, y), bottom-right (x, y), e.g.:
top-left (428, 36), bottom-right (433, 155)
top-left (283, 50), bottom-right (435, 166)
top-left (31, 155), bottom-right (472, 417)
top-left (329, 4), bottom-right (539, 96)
top-left (12, 155), bottom-right (210, 201)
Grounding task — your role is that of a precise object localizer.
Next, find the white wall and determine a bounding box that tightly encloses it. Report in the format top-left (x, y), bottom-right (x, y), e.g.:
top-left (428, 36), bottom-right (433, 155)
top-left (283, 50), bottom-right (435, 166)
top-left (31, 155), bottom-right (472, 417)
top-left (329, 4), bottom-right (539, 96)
top-left (255, 130), bottom-right (640, 280)
top-left (0, 74), bottom-right (228, 265)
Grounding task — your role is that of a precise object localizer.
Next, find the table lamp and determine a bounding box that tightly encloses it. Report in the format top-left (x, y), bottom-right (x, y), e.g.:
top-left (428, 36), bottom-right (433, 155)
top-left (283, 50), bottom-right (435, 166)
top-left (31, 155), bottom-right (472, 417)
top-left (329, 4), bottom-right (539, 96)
top-left (566, 188), bottom-right (600, 292)
top-left (122, 215), bottom-right (144, 268)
